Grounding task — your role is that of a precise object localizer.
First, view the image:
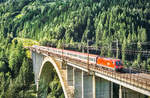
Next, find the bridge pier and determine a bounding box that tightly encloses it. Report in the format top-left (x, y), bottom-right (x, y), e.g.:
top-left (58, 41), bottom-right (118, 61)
top-left (73, 68), bottom-right (83, 98)
top-left (110, 82), bottom-right (113, 98)
top-left (66, 65), bottom-right (114, 98)
top-left (66, 65), bottom-right (74, 86)
top-left (96, 77), bottom-right (111, 98)
top-left (36, 80), bottom-right (39, 96)
top-left (32, 52), bottom-right (45, 97)
top-left (93, 73), bottom-right (96, 98)
top-left (83, 72), bottom-right (94, 98)
top-left (67, 65), bottom-right (96, 98)
top-left (32, 52), bottom-right (44, 84)
top-left (119, 85), bottom-right (122, 98)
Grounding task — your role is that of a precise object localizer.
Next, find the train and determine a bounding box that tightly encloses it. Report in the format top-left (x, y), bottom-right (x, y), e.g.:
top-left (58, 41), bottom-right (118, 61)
top-left (33, 45), bottom-right (123, 71)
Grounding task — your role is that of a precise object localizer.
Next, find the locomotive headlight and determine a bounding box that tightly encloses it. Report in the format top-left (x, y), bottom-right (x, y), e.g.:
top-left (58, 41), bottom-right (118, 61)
top-left (107, 62), bottom-right (110, 65)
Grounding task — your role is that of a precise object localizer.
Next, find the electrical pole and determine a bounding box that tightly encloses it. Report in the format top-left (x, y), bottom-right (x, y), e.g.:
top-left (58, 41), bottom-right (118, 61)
top-left (87, 40), bottom-right (89, 71)
top-left (62, 42), bottom-right (64, 60)
top-left (82, 43), bottom-right (84, 53)
top-left (116, 39), bottom-right (119, 59)
top-left (61, 42), bottom-right (64, 69)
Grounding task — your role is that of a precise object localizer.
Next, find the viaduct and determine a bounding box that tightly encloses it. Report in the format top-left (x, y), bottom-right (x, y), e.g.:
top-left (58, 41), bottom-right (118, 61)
top-left (30, 46), bottom-right (150, 98)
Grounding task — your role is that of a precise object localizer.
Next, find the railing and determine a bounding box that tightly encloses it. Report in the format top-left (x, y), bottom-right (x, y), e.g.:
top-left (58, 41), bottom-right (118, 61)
top-left (30, 47), bottom-right (150, 91)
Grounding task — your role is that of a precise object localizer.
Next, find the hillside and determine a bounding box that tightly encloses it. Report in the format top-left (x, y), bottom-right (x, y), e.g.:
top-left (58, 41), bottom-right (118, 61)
top-left (0, 0), bottom-right (150, 97)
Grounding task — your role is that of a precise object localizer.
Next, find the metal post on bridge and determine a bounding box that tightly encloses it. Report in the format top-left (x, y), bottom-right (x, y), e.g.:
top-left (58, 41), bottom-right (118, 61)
top-left (112, 39), bottom-right (119, 59)
top-left (87, 40), bottom-right (90, 72)
top-left (61, 42), bottom-right (66, 69)
top-left (82, 42), bottom-right (85, 53)
top-left (116, 39), bottom-right (119, 59)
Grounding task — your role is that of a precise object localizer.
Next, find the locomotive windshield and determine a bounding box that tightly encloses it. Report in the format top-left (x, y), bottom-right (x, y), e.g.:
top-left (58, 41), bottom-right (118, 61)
top-left (116, 61), bottom-right (123, 66)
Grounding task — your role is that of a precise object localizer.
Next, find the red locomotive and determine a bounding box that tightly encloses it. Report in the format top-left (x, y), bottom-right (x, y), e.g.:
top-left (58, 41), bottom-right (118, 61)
top-left (33, 45), bottom-right (123, 71)
top-left (97, 57), bottom-right (123, 71)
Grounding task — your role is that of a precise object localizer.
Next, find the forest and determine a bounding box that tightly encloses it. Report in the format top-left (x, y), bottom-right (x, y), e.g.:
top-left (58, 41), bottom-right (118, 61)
top-left (0, 0), bottom-right (150, 97)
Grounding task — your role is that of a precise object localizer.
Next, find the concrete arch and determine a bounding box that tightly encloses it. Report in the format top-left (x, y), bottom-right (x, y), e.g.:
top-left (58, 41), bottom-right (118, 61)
top-left (38, 56), bottom-right (68, 98)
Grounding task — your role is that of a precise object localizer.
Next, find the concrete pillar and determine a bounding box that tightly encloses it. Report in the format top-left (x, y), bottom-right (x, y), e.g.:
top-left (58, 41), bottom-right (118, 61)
top-left (66, 65), bottom-right (73, 86)
top-left (73, 68), bottom-right (83, 98)
top-left (36, 80), bottom-right (39, 98)
top-left (96, 77), bottom-right (110, 98)
top-left (72, 71), bottom-right (96, 98)
top-left (110, 82), bottom-right (113, 98)
top-left (82, 71), bottom-right (84, 98)
top-left (93, 74), bottom-right (96, 98)
top-left (32, 52), bottom-right (44, 84)
top-left (83, 72), bottom-right (93, 98)
top-left (119, 85), bottom-right (122, 98)
top-left (32, 52), bottom-right (36, 83)
top-left (36, 80), bottom-right (39, 91)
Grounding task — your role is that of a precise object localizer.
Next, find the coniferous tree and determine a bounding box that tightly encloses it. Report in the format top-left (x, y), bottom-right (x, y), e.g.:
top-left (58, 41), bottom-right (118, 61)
top-left (137, 42), bottom-right (142, 68)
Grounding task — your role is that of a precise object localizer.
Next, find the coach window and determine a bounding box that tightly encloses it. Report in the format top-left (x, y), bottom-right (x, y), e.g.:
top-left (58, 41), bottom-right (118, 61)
top-left (89, 57), bottom-right (93, 61)
top-left (72, 54), bottom-right (75, 57)
top-left (83, 56), bottom-right (86, 59)
top-left (71, 53), bottom-right (73, 56)
top-left (74, 54), bottom-right (77, 57)
top-left (58, 51), bottom-right (60, 53)
top-left (79, 55), bottom-right (81, 58)
top-left (80, 56), bottom-right (83, 59)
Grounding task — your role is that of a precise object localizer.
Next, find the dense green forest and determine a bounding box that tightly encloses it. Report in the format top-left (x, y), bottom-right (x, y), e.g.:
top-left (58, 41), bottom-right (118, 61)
top-left (0, 0), bottom-right (150, 97)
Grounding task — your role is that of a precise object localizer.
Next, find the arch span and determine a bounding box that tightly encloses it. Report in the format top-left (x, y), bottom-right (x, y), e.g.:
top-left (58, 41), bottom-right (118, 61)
top-left (38, 56), bottom-right (68, 98)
